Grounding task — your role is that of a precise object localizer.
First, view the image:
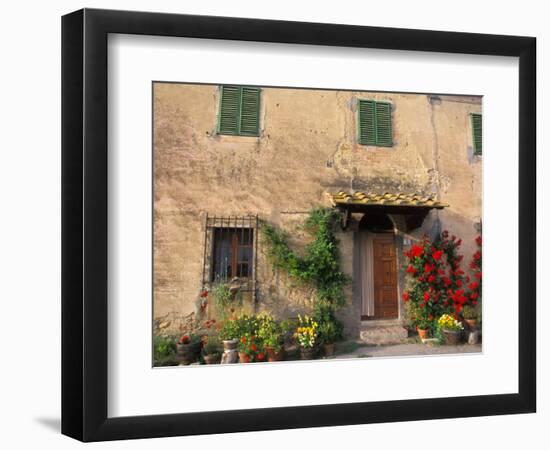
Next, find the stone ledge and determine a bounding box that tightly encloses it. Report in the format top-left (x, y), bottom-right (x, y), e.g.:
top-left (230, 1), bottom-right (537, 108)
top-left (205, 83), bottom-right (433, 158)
top-left (359, 325), bottom-right (408, 345)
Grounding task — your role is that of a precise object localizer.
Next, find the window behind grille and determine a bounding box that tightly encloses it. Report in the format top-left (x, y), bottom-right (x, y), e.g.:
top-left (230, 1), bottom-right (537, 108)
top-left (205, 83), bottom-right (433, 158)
top-left (201, 215), bottom-right (258, 301)
top-left (212, 227), bottom-right (254, 280)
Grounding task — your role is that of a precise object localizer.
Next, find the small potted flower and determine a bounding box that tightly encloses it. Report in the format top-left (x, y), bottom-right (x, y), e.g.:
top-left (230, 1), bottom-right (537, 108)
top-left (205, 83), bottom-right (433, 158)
top-left (202, 334), bottom-right (222, 364)
top-left (317, 319), bottom-right (340, 357)
top-left (219, 318), bottom-right (239, 352)
top-left (238, 334), bottom-right (262, 363)
top-left (258, 315), bottom-right (285, 362)
top-left (176, 334), bottom-right (202, 365)
top-left (280, 318), bottom-right (299, 359)
top-left (461, 304), bottom-right (479, 330)
top-left (294, 315), bottom-right (318, 360)
top-left (416, 317), bottom-right (432, 340)
top-left (437, 314), bottom-right (464, 345)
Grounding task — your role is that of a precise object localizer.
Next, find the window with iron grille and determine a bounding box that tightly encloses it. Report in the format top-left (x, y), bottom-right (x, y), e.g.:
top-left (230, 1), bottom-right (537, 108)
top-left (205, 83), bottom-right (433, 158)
top-left (202, 215), bottom-right (258, 299)
top-left (471, 113), bottom-right (482, 155)
top-left (218, 86), bottom-right (261, 136)
top-left (357, 99), bottom-right (393, 147)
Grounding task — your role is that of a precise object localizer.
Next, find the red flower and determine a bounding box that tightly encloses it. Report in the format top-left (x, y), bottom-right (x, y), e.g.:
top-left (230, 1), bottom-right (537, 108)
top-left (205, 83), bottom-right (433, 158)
top-left (442, 277), bottom-right (452, 287)
top-left (406, 265), bottom-right (416, 274)
top-left (200, 290), bottom-right (209, 298)
top-left (257, 352), bottom-right (265, 360)
top-left (456, 279), bottom-right (463, 287)
top-left (468, 281), bottom-right (479, 290)
top-left (250, 344), bottom-right (258, 352)
top-left (424, 263), bottom-right (434, 274)
top-left (475, 235), bottom-right (482, 246)
top-left (410, 244), bottom-right (424, 258)
top-left (402, 292), bottom-right (410, 302)
top-left (470, 292), bottom-right (479, 300)
top-left (428, 274), bottom-right (436, 283)
top-left (423, 292), bottom-right (430, 301)
top-left (429, 314), bottom-right (434, 321)
top-left (475, 272), bottom-right (482, 280)
top-left (432, 249), bottom-right (443, 261)
top-left (179, 335), bottom-right (190, 344)
top-left (473, 251), bottom-right (481, 260)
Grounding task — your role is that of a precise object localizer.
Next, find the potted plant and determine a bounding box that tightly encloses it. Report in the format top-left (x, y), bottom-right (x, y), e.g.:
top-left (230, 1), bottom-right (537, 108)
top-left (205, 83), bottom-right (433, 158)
top-left (238, 334), bottom-right (262, 363)
top-left (280, 318), bottom-right (299, 359)
top-left (219, 319), bottom-right (239, 351)
top-left (294, 315), bottom-right (318, 360)
top-left (176, 334), bottom-right (202, 365)
top-left (461, 304), bottom-right (479, 330)
top-left (317, 319), bottom-right (339, 357)
top-left (437, 314), bottom-right (464, 345)
top-left (202, 334), bottom-right (222, 364)
top-left (257, 315), bottom-right (285, 362)
top-left (416, 316), bottom-right (432, 340)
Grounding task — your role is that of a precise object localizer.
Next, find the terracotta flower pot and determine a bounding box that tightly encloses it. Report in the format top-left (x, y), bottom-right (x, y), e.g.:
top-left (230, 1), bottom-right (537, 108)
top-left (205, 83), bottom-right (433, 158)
top-left (443, 329), bottom-right (462, 345)
top-left (266, 347), bottom-right (285, 362)
top-left (300, 346), bottom-right (316, 360)
top-left (417, 328), bottom-right (430, 340)
top-left (323, 343), bottom-right (335, 357)
top-left (238, 352), bottom-right (251, 363)
top-left (203, 353), bottom-right (221, 364)
top-left (465, 319), bottom-right (478, 331)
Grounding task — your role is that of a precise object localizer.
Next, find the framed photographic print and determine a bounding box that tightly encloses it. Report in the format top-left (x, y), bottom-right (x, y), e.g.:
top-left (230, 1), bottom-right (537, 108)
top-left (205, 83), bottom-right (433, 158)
top-left (61, 8), bottom-right (536, 442)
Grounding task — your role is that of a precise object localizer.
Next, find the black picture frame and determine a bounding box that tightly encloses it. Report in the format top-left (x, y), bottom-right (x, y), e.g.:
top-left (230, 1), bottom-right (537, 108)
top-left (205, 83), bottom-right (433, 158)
top-left (61, 8), bottom-right (536, 442)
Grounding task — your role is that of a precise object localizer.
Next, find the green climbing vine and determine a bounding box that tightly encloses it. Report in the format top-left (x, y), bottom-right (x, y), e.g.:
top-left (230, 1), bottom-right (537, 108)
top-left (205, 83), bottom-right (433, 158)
top-left (262, 208), bottom-right (348, 338)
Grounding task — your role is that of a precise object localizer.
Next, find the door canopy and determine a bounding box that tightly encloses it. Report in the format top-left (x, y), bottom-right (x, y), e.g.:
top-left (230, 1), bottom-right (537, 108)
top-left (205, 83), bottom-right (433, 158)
top-left (326, 190), bottom-right (449, 231)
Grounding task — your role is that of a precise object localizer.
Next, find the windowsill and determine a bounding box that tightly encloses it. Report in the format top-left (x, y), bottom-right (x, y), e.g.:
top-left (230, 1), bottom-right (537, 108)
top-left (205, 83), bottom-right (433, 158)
top-left (212, 133), bottom-right (261, 143)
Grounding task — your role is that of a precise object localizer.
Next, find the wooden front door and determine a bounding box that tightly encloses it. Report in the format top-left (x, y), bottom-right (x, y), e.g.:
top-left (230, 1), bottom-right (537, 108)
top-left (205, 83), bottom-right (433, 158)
top-left (372, 234), bottom-right (398, 319)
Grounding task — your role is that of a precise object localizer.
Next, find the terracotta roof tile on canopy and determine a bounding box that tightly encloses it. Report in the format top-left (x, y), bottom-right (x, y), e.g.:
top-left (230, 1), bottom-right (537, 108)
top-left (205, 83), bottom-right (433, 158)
top-left (326, 191), bottom-right (449, 209)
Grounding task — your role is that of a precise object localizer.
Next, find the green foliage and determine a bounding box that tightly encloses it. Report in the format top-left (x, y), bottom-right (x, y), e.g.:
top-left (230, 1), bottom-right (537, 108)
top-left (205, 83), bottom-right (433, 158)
top-left (317, 319), bottom-right (342, 345)
top-left (461, 304), bottom-right (478, 320)
top-left (257, 315), bottom-right (284, 352)
top-left (219, 314), bottom-right (261, 341)
top-left (202, 334), bottom-right (222, 356)
top-left (153, 335), bottom-right (177, 366)
top-left (211, 282), bottom-right (241, 321)
top-left (262, 208), bottom-right (347, 338)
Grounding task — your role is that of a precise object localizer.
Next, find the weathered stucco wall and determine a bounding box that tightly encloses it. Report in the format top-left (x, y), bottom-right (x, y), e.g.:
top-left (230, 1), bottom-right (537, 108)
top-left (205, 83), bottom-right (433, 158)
top-left (153, 83), bottom-right (481, 336)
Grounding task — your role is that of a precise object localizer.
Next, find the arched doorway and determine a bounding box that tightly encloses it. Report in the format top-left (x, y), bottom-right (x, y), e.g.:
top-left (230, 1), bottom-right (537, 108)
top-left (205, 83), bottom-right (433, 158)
top-left (358, 213), bottom-right (399, 320)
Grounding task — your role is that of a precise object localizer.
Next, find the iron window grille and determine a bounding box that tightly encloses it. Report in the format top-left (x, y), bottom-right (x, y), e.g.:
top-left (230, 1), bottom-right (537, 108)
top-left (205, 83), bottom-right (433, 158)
top-left (201, 214), bottom-right (258, 300)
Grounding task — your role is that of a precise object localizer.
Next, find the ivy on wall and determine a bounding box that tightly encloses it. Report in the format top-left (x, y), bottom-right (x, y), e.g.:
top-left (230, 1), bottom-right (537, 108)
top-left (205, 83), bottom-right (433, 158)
top-left (262, 208), bottom-right (348, 333)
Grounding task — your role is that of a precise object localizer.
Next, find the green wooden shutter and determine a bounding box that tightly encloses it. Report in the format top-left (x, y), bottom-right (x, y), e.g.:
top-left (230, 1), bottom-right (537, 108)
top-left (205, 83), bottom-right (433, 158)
top-left (471, 113), bottom-right (482, 155)
top-left (375, 102), bottom-right (392, 147)
top-left (358, 100), bottom-right (376, 145)
top-left (239, 87), bottom-right (260, 136)
top-left (218, 86), bottom-right (240, 135)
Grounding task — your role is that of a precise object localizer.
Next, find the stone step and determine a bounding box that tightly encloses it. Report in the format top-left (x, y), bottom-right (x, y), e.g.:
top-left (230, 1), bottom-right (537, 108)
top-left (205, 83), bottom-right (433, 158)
top-left (359, 325), bottom-right (408, 345)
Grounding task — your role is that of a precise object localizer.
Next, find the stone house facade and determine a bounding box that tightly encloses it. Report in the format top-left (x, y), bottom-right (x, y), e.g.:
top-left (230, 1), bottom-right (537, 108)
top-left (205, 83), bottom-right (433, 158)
top-left (153, 82), bottom-right (482, 340)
